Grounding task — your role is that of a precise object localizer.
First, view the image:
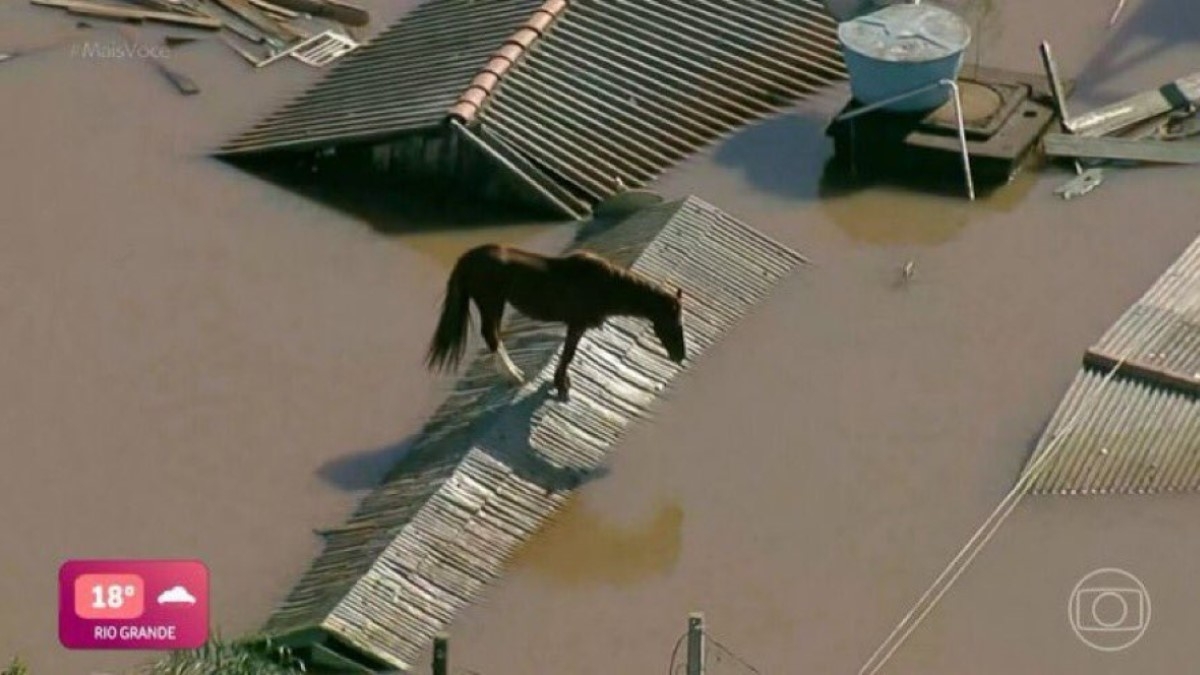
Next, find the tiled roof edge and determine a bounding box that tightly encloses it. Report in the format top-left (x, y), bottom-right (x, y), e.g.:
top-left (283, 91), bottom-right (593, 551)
top-left (445, 0), bottom-right (568, 125)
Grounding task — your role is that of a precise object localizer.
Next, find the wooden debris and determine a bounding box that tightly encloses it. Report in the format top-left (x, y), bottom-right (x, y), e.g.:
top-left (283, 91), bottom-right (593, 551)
top-left (222, 17), bottom-right (269, 44)
top-left (265, 0), bottom-right (369, 26)
top-left (1043, 133), bottom-right (1200, 164)
top-left (155, 61), bottom-right (200, 94)
top-left (163, 34), bottom-right (199, 46)
top-left (30, 0), bottom-right (223, 29)
top-left (255, 6), bottom-right (294, 23)
top-left (896, 259), bottom-right (915, 287)
top-left (1070, 71), bottom-right (1200, 138)
top-left (68, 3), bottom-right (149, 23)
top-left (1053, 168), bottom-right (1105, 200)
top-left (209, 0), bottom-right (302, 40)
top-left (121, 0), bottom-right (192, 13)
top-left (220, 34), bottom-right (263, 64)
top-left (246, 0), bottom-right (298, 18)
top-left (173, 0), bottom-right (217, 18)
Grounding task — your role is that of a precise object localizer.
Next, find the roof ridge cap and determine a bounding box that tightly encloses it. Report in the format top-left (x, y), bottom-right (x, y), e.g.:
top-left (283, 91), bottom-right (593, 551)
top-left (446, 0), bottom-right (569, 125)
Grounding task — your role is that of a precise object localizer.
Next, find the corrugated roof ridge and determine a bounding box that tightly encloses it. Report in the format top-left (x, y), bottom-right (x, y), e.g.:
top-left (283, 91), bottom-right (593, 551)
top-left (446, 0), bottom-right (569, 124)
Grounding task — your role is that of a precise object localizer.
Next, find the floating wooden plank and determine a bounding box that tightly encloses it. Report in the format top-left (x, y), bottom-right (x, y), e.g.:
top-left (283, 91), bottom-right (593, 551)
top-left (1070, 71), bottom-right (1200, 137)
top-left (265, 0), bottom-right (369, 26)
top-left (220, 34), bottom-right (263, 63)
top-left (154, 61), bottom-right (200, 95)
top-left (129, 0), bottom-right (209, 16)
top-left (1083, 348), bottom-right (1200, 398)
top-left (171, 0), bottom-right (217, 18)
top-left (162, 34), bottom-right (199, 46)
top-left (31, 0), bottom-right (222, 28)
top-left (120, 0), bottom-right (193, 14)
top-left (209, 0), bottom-right (298, 40)
top-left (75, 5), bottom-right (156, 23)
top-left (1043, 133), bottom-right (1200, 164)
top-left (246, 0), bottom-right (298, 18)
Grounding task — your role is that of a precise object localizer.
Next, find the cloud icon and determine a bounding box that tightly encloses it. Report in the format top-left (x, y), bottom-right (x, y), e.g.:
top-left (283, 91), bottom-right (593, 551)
top-left (156, 586), bottom-right (197, 605)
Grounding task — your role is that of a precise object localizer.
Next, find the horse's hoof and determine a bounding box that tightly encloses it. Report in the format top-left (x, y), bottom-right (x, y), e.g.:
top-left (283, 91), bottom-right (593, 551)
top-left (553, 375), bottom-right (570, 399)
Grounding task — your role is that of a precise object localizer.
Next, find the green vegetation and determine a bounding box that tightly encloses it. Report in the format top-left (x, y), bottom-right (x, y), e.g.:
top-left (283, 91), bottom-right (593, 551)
top-left (132, 636), bottom-right (307, 675)
top-left (6, 635), bottom-right (308, 675)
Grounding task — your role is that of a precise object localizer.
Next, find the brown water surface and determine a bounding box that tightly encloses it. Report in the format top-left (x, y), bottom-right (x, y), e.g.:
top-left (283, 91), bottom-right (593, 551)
top-left (2, 0), bottom-right (1199, 674)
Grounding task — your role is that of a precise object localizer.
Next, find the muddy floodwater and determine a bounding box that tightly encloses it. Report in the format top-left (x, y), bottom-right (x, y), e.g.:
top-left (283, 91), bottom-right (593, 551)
top-left (2, 0), bottom-right (1199, 673)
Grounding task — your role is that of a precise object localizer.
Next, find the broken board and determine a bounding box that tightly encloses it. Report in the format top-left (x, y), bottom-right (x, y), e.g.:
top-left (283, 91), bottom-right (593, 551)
top-left (1043, 133), bottom-right (1200, 164)
top-left (1071, 71), bottom-right (1200, 138)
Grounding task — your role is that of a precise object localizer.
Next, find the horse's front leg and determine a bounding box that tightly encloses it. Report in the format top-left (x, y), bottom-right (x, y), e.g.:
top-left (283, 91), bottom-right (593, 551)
top-left (478, 297), bottom-right (524, 385)
top-left (554, 324), bottom-right (585, 398)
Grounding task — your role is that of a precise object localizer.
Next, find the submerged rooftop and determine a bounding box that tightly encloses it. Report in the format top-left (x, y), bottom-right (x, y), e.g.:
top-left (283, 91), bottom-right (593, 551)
top-left (259, 195), bottom-right (806, 671)
top-left (218, 0), bottom-right (848, 217)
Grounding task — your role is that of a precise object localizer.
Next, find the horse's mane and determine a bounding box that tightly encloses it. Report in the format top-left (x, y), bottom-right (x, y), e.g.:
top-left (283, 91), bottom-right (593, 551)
top-left (597, 255), bottom-right (673, 300)
top-left (566, 247), bottom-right (675, 316)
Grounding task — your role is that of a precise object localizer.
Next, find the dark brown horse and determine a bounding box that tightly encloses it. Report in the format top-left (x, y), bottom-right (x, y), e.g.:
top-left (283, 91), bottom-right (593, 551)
top-left (425, 244), bottom-right (687, 396)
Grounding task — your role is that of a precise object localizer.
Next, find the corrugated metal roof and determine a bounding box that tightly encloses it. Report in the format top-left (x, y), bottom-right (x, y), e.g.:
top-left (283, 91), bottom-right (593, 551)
top-left (475, 0), bottom-right (846, 202)
top-left (1022, 234), bottom-right (1200, 496)
top-left (218, 0), bottom-right (847, 211)
top-left (259, 196), bottom-right (807, 670)
top-left (220, 0), bottom-right (549, 154)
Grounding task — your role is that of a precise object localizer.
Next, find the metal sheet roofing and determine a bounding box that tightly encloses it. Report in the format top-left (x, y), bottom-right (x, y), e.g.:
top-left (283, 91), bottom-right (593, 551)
top-left (1022, 234), bottom-right (1200, 496)
top-left (467, 0), bottom-right (847, 203)
top-left (220, 0), bottom-right (549, 153)
top-left (259, 196), bottom-right (807, 670)
top-left (218, 0), bottom-right (847, 211)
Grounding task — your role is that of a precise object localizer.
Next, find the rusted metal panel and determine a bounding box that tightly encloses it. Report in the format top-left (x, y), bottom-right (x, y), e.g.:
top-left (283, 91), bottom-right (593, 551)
top-left (259, 196), bottom-right (806, 669)
top-left (1022, 234), bottom-right (1200, 496)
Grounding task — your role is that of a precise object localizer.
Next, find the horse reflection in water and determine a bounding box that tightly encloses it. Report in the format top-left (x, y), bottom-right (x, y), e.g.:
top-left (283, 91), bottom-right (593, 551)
top-left (425, 244), bottom-right (687, 398)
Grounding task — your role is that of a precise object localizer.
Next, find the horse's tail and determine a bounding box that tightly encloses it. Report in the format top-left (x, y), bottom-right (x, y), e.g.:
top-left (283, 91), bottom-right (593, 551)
top-left (425, 259), bottom-right (473, 373)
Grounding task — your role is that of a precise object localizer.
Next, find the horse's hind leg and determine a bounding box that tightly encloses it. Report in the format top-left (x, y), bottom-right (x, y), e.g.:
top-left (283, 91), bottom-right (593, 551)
top-left (477, 296), bottom-right (524, 385)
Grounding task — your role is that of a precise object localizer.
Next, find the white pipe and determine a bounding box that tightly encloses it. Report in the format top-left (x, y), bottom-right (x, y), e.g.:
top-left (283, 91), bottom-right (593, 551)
top-left (833, 78), bottom-right (976, 201)
top-left (941, 79), bottom-right (975, 202)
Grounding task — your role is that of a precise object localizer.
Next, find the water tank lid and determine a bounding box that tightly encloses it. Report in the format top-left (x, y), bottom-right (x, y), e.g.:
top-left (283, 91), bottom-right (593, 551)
top-left (838, 4), bottom-right (971, 63)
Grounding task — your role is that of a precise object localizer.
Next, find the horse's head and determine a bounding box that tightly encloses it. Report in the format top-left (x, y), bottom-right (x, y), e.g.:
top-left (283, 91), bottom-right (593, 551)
top-left (652, 288), bottom-right (687, 364)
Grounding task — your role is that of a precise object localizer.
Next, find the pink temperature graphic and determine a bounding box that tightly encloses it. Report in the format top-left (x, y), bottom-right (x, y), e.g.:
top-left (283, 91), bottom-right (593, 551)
top-left (59, 559), bottom-right (209, 650)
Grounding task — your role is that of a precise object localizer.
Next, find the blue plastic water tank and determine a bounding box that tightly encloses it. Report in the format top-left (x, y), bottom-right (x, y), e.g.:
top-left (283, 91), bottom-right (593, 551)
top-left (838, 4), bottom-right (972, 112)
